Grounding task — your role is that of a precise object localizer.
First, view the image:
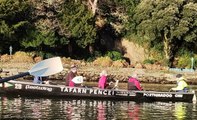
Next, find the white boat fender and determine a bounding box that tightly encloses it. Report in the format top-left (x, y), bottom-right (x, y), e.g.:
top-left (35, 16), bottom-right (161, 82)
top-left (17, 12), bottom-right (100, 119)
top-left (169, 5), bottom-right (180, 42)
top-left (192, 90), bottom-right (196, 103)
top-left (72, 76), bottom-right (84, 84)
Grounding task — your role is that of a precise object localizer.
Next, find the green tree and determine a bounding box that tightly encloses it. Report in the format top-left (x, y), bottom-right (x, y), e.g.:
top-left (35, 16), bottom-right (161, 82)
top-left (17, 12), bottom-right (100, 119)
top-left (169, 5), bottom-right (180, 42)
top-left (21, 0), bottom-right (65, 53)
top-left (22, 30), bottom-right (58, 49)
top-left (60, 1), bottom-right (97, 55)
top-left (132, 0), bottom-right (197, 66)
top-left (0, 0), bottom-right (32, 53)
top-left (113, 0), bottom-right (141, 37)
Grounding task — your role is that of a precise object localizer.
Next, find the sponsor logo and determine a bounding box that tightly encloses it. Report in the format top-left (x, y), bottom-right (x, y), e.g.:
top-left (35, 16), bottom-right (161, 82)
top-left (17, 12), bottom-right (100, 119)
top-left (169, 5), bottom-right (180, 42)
top-left (143, 93), bottom-right (172, 98)
top-left (175, 94), bottom-right (183, 98)
top-left (116, 91), bottom-right (136, 96)
top-left (60, 87), bottom-right (116, 95)
top-left (25, 85), bottom-right (53, 92)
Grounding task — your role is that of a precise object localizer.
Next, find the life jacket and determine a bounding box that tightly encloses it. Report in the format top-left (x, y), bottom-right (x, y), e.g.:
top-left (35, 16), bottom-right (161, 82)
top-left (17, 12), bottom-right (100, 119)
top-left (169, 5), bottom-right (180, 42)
top-left (128, 82), bottom-right (138, 90)
top-left (98, 75), bottom-right (107, 89)
top-left (177, 79), bottom-right (188, 90)
top-left (172, 78), bottom-right (189, 92)
top-left (128, 77), bottom-right (142, 90)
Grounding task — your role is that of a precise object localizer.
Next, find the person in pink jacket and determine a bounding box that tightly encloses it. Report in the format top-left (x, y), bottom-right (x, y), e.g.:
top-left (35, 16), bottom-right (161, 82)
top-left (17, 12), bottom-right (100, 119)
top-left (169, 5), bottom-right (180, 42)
top-left (128, 72), bottom-right (143, 91)
top-left (98, 70), bottom-right (108, 89)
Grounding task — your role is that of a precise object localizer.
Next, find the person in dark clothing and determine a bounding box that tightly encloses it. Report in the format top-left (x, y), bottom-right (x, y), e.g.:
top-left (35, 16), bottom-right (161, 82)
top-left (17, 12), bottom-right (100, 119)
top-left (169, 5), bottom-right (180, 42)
top-left (64, 65), bottom-right (77, 86)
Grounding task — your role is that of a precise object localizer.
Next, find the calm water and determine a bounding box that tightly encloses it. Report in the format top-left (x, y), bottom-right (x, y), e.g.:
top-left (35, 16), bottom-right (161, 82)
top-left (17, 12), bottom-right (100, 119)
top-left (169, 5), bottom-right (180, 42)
top-left (0, 96), bottom-right (197, 120)
top-left (0, 83), bottom-right (197, 120)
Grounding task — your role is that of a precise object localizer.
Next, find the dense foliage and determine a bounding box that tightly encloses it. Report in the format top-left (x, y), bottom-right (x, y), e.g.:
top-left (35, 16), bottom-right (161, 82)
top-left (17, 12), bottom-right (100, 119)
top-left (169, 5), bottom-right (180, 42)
top-left (0, 0), bottom-right (197, 68)
top-left (131, 0), bottom-right (197, 66)
top-left (0, 0), bottom-right (32, 52)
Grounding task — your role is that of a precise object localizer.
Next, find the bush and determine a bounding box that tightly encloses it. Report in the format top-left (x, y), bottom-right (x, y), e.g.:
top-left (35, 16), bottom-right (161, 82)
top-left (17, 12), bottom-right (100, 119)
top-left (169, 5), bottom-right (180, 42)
top-left (44, 52), bottom-right (55, 59)
top-left (61, 57), bottom-right (72, 64)
top-left (143, 59), bottom-right (156, 64)
top-left (177, 54), bottom-right (191, 69)
top-left (86, 51), bottom-right (102, 62)
top-left (192, 55), bottom-right (197, 69)
top-left (11, 51), bottom-right (33, 63)
top-left (36, 51), bottom-right (55, 59)
top-left (105, 51), bottom-right (122, 61)
top-left (93, 56), bottom-right (113, 67)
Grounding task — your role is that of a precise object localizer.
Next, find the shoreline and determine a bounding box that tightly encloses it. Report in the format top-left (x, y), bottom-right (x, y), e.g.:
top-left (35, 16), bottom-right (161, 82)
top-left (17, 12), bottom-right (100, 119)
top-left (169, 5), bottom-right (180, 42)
top-left (1, 62), bottom-right (197, 85)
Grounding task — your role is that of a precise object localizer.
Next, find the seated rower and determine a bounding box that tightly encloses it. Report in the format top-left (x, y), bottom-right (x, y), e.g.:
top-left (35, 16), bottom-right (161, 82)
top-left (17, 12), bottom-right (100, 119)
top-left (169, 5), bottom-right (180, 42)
top-left (33, 76), bottom-right (49, 84)
top-left (128, 72), bottom-right (142, 91)
top-left (171, 74), bottom-right (189, 92)
top-left (98, 70), bottom-right (111, 89)
top-left (33, 76), bottom-right (43, 84)
top-left (64, 65), bottom-right (78, 87)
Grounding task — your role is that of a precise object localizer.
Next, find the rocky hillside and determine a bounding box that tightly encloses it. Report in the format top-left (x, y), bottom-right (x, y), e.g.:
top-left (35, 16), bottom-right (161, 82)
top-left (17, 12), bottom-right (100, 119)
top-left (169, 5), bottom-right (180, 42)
top-left (120, 39), bottom-right (148, 63)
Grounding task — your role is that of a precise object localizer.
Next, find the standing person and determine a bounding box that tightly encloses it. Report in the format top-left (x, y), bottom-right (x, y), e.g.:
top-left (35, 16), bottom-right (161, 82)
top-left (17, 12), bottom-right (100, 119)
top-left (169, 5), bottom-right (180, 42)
top-left (128, 72), bottom-right (142, 91)
top-left (64, 65), bottom-right (77, 87)
top-left (98, 70), bottom-right (108, 89)
top-left (171, 74), bottom-right (189, 92)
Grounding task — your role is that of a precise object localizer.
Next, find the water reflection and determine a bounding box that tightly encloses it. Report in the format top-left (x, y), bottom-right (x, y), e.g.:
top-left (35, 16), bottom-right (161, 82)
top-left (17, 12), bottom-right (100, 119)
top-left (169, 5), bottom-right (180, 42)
top-left (0, 96), bottom-right (197, 120)
top-left (128, 103), bottom-right (140, 120)
top-left (97, 102), bottom-right (105, 120)
top-left (65, 102), bottom-right (73, 120)
top-left (174, 102), bottom-right (186, 120)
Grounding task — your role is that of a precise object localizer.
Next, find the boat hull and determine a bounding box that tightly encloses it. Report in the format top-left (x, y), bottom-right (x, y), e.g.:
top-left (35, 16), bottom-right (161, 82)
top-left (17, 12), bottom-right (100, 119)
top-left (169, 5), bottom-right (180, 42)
top-left (0, 81), bottom-right (195, 102)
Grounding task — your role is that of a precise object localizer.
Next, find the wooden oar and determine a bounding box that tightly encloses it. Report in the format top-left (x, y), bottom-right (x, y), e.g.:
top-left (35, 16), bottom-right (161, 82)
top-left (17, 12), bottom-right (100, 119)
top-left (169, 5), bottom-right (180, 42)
top-left (0, 57), bottom-right (63, 83)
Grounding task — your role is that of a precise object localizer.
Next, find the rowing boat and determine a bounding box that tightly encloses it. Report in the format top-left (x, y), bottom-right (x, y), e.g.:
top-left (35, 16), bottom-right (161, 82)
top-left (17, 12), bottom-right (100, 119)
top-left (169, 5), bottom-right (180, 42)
top-left (0, 80), bottom-right (196, 103)
top-left (1, 57), bottom-right (194, 102)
